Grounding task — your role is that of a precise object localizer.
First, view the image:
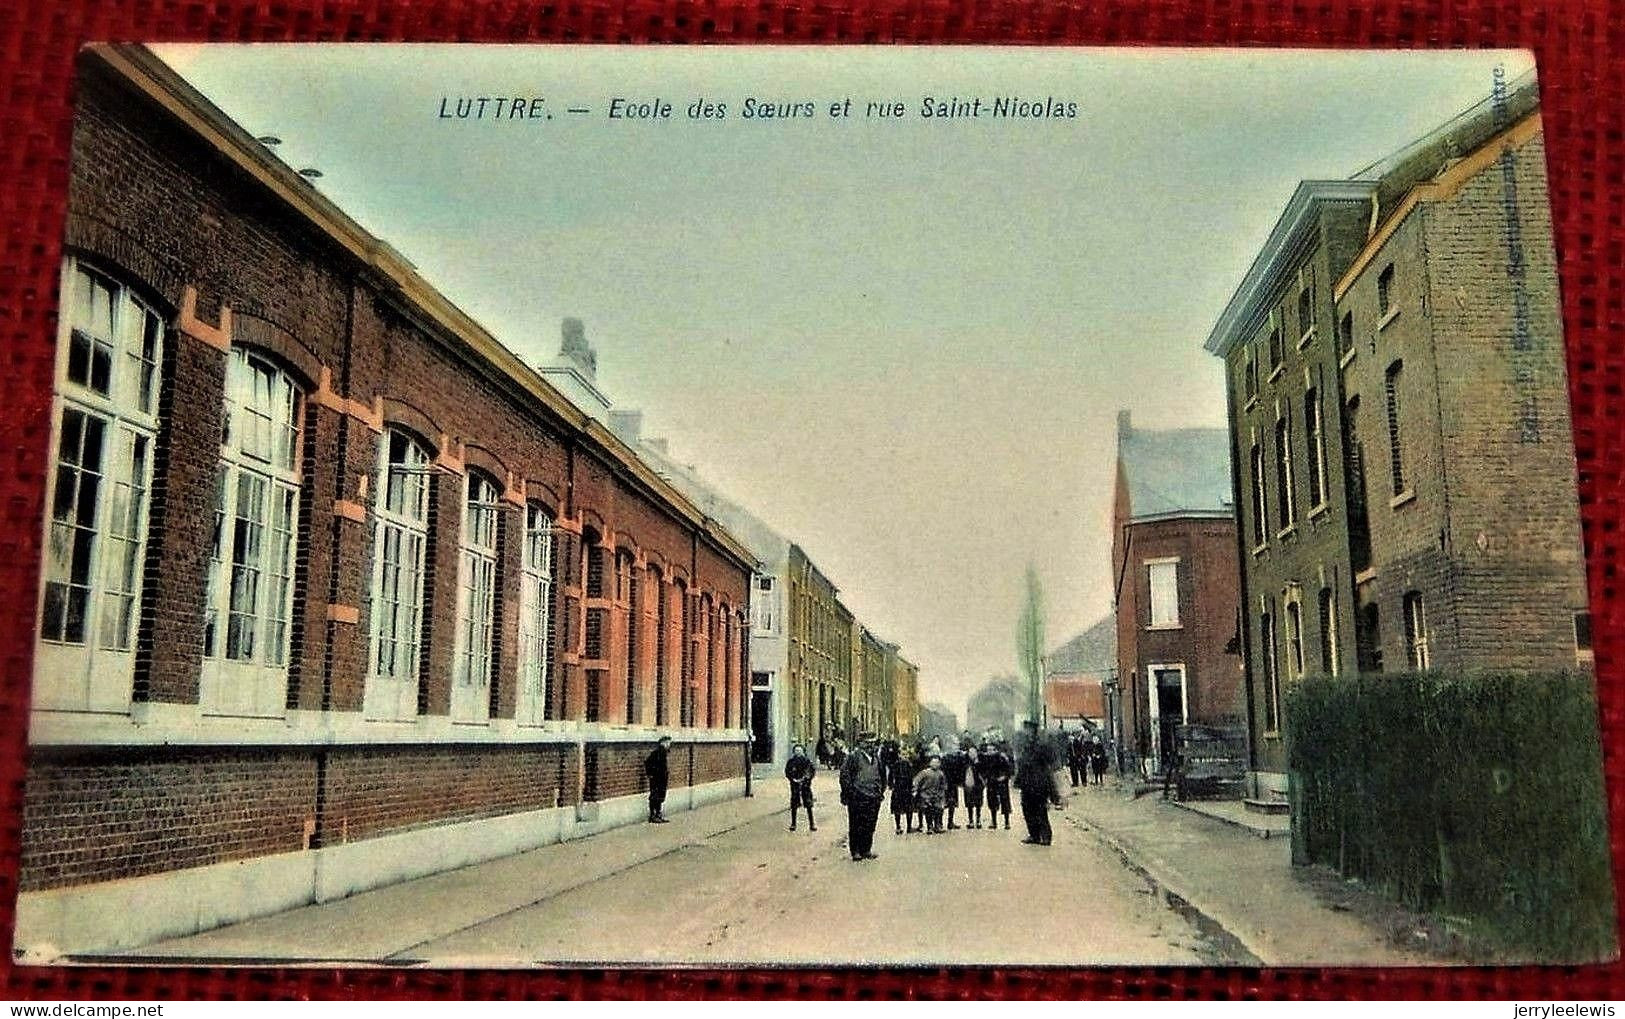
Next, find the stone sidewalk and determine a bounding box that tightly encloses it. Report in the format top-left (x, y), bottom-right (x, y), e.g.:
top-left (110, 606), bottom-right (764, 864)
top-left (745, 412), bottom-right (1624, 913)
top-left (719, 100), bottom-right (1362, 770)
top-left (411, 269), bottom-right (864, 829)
top-left (1063, 779), bottom-right (1427, 966)
top-left (95, 771), bottom-right (811, 964)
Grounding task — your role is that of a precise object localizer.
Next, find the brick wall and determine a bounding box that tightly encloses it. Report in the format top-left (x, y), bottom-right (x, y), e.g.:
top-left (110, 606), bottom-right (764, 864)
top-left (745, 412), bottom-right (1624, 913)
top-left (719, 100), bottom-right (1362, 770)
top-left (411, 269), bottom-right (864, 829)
top-left (320, 744), bottom-right (575, 843)
top-left (20, 50), bottom-right (753, 896)
top-left (21, 747), bottom-right (318, 892)
top-left (1115, 515), bottom-right (1244, 760)
top-left (1335, 127), bottom-right (1588, 675)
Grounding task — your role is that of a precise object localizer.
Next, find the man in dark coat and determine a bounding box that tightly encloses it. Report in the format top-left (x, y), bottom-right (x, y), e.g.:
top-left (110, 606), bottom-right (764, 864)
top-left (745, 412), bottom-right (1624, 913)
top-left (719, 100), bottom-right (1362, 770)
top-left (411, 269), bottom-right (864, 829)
top-left (978, 741), bottom-right (1013, 831)
top-left (1014, 723), bottom-right (1062, 845)
top-left (839, 731), bottom-right (885, 861)
top-left (1067, 732), bottom-right (1087, 788)
top-left (644, 736), bottom-right (673, 823)
top-left (941, 746), bottom-right (969, 829)
top-left (785, 743), bottom-right (817, 831)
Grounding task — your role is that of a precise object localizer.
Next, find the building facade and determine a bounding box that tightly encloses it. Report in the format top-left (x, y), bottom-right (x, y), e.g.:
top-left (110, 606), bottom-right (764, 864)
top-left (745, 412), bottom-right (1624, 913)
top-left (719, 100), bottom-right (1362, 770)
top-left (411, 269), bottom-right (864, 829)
top-left (22, 45), bottom-right (755, 956)
top-left (891, 652), bottom-right (920, 739)
top-left (1204, 75), bottom-right (1590, 796)
top-left (1111, 412), bottom-right (1244, 777)
top-left (786, 544), bottom-right (854, 748)
top-left (1045, 614), bottom-right (1115, 731)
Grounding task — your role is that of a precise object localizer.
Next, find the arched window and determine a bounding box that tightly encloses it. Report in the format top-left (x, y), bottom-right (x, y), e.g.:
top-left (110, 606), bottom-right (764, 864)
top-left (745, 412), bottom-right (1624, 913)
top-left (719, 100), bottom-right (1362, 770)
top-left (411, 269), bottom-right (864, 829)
top-left (366, 428), bottom-right (431, 721)
top-left (452, 471), bottom-right (500, 723)
top-left (515, 503), bottom-right (553, 726)
top-left (37, 260), bottom-right (164, 712)
top-left (201, 347), bottom-right (304, 717)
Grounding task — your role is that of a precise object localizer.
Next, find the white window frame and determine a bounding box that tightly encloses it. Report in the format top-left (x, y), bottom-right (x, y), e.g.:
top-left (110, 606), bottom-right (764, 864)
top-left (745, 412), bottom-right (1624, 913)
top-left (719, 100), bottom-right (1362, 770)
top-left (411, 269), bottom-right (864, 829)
top-left (1260, 602), bottom-right (1280, 735)
top-left (365, 429), bottom-right (431, 722)
top-left (515, 503), bottom-right (554, 726)
top-left (451, 472), bottom-right (500, 724)
top-left (1319, 586), bottom-right (1341, 677)
top-left (1285, 597), bottom-right (1305, 681)
top-left (751, 573), bottom-right (779, 635)
top-left (200, 348), bottom-right (304, 718)
top-left (36, 259), bottom-right (163, 714)
top-left (1145, 557), bottom-right (1181, 629)
top-left (1404, 592), bottom-right (1430, 671)
top-left (1275, 409), bottom-right (1298, 533)
top-left (1305, 385), bottom-right (1328, 512)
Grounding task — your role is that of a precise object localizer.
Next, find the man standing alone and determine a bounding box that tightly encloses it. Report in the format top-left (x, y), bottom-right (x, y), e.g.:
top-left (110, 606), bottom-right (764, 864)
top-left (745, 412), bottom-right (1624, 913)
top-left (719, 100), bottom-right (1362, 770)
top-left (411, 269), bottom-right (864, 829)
top-left (1014, 722), bottom-right (1062, 845)
top-left (645, 736), bottom-right (673, 823)
top-left (839, 732), bottom-right (885, 861)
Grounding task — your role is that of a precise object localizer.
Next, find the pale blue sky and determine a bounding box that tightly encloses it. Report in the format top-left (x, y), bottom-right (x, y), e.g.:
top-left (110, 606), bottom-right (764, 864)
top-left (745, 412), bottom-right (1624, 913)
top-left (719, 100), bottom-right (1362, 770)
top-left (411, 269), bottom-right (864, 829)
top-left (152, 45), bottom-right (1536, 718)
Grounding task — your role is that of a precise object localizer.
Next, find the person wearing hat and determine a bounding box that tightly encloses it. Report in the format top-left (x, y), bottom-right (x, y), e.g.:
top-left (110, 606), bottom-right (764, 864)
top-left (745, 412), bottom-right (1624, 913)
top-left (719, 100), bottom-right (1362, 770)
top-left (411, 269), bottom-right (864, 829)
top-left (1014, 721), bottom-right (1062, 845)
top-left (838, 731), bottom-right (885, 861)
top-left (644, 736), bottom-right (673, 824)
top-left (911, 754), bottom-right (948, 834)
top-left (978, 740), bottom-right (1014, 831)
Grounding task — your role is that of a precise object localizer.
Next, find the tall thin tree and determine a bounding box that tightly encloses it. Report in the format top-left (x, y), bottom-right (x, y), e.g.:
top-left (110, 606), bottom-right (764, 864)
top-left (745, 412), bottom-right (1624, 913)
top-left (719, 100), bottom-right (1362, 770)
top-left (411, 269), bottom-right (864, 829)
top-left (1016, 564), bottom-right (1046, 726)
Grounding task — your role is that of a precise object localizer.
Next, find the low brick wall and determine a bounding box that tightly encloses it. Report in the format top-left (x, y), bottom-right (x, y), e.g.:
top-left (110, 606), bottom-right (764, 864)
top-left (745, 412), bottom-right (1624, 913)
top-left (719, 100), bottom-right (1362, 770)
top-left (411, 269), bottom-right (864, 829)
top-left (321, 744), bottom-right (577, 843)
top-left (22, 747), bottom-right (318, 892)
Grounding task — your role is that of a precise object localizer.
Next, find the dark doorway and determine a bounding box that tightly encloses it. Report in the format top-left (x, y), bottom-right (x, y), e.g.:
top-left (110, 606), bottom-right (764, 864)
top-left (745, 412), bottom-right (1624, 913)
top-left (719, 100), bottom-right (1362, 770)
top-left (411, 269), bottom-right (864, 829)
top-left (1153, 666), bottom-right (1185, 772)
top-left (751, 688), bottom-right (773, 763)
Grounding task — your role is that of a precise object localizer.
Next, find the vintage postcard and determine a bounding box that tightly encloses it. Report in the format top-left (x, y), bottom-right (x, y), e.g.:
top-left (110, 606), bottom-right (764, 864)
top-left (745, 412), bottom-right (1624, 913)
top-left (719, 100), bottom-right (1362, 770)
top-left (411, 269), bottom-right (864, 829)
top-left (15, 44), bottom-right (1613, 967)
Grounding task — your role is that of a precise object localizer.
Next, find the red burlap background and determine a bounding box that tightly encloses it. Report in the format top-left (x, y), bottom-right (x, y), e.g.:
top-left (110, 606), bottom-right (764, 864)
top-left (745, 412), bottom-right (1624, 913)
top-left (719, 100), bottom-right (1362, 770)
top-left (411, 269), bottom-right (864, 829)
top-left (1, 0), bottom-right (1622, 1001)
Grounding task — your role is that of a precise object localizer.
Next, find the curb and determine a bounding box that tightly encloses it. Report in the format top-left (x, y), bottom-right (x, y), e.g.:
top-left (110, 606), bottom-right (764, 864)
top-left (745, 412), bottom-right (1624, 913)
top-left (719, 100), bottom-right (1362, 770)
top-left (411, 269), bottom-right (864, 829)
top-left (1068, 809), bottom-right (1268, 966)
top-left (1164, 798), bottom-right (1290, 840)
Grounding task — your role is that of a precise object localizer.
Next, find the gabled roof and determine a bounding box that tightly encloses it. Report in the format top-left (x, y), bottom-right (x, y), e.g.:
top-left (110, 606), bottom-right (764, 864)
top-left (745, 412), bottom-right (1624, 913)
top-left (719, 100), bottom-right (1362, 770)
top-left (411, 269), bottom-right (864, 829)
top-left (1047, 615), bottom-right (1116, 674)
top-left (1119, 421), bottom-right (1233, 521)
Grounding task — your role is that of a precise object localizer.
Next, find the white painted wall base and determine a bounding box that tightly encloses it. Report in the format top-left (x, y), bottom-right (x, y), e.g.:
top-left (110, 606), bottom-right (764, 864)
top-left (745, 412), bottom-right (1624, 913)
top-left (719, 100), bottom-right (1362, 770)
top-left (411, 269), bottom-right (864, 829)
top-left (14, 776), bottom-right (747, 961)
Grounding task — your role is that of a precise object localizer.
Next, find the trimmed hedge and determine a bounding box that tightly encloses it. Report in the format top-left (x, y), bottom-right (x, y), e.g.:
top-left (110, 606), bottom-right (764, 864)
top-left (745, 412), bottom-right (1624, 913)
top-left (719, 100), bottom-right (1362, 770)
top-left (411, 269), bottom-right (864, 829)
top-left (1286, 669), bottom-right (1617, 963)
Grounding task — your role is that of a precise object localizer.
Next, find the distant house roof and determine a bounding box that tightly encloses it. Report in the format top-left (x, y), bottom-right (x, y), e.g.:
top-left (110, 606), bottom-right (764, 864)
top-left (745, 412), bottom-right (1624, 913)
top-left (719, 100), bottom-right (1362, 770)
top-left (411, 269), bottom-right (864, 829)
top-left (1117, 411), bottom-right (1232, 521)
top-left (1047, 615), bottom-right (1115, 675)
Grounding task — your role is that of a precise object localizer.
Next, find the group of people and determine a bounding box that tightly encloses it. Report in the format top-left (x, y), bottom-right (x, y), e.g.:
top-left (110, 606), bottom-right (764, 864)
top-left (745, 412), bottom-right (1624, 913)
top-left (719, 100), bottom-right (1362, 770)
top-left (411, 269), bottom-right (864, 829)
top-left (1066, 730), bottom-right (1110, 787)
top-left (803, 722), bottom-right (1066, 861)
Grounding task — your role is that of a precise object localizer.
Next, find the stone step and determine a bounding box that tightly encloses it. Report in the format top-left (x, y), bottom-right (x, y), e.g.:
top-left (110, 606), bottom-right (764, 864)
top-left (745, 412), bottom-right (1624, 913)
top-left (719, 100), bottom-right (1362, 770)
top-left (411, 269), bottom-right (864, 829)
top-left (1243, 797), bottom-right (1291, 816)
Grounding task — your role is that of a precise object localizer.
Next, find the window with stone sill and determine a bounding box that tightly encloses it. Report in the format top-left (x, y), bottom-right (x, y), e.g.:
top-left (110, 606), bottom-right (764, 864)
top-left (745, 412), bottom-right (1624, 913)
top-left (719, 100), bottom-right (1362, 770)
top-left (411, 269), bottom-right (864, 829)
top-left (516, 503), bottom-right (554, 726)
top-left (201, 347), bottom-right (304, 718)
top-left (365, 428), bottom-right (432, 722)
top-left (37, 259), bottom-right (165, 714)
top-left (451, 471), bottom-right (501, 724)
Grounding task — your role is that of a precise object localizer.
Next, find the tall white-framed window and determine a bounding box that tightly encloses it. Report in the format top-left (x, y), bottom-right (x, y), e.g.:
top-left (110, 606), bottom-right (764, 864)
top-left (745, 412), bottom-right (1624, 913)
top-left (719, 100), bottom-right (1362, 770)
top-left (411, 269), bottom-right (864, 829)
top-left (1285, 597), bottom-right (1305, 681)
top-left (516, 502), bottom-right (554, 726)
top-left (751, 574), bottom-right (778, 635)
top-left (200, 348), bottom-right (304, 717)
top-left (452, 472), bottom-right (500, 723)
top-left (1260, 600), bottom-right (1280, 734)
top-left (37, 260), bottom-right (163, 713)
top-left (1318, 586), bottom-right (1340, 677)
top-left (365, 428), bottom-right (431, 721)
top-left (1146, 557), bottom-right (1181, 629)
top-left (1404, 591), bottom-right (1430, 671)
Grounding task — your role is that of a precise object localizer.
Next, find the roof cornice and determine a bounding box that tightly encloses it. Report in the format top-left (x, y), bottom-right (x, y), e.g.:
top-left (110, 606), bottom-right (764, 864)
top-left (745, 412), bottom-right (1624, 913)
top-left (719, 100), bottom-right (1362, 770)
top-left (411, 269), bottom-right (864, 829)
top-left (1202, 179), bottom-right (1378, 357)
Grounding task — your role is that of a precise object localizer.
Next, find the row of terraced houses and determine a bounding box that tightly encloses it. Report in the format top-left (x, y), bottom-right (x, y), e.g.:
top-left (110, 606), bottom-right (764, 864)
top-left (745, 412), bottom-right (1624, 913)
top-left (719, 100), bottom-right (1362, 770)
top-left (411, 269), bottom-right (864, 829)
top-left (1104, 71), bottom-right (1592, 800)
top-left (17, 43), bottom-right (912, 958)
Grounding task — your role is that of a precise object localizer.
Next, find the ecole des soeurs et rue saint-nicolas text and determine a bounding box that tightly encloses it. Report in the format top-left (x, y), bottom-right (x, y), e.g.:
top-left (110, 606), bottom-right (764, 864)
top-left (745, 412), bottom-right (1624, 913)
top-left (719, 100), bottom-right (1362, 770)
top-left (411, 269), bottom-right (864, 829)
top-left (436, 93), bottom-right (1082, 121)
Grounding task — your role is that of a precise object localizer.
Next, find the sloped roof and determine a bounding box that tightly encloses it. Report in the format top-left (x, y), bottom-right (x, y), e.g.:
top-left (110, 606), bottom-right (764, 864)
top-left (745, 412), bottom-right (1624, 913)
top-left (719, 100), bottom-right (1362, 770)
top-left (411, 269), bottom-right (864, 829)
top-left (1047, 615), bottom-right (1116, 675)
top-left (1119, 425), bottom-right (1232, 520)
